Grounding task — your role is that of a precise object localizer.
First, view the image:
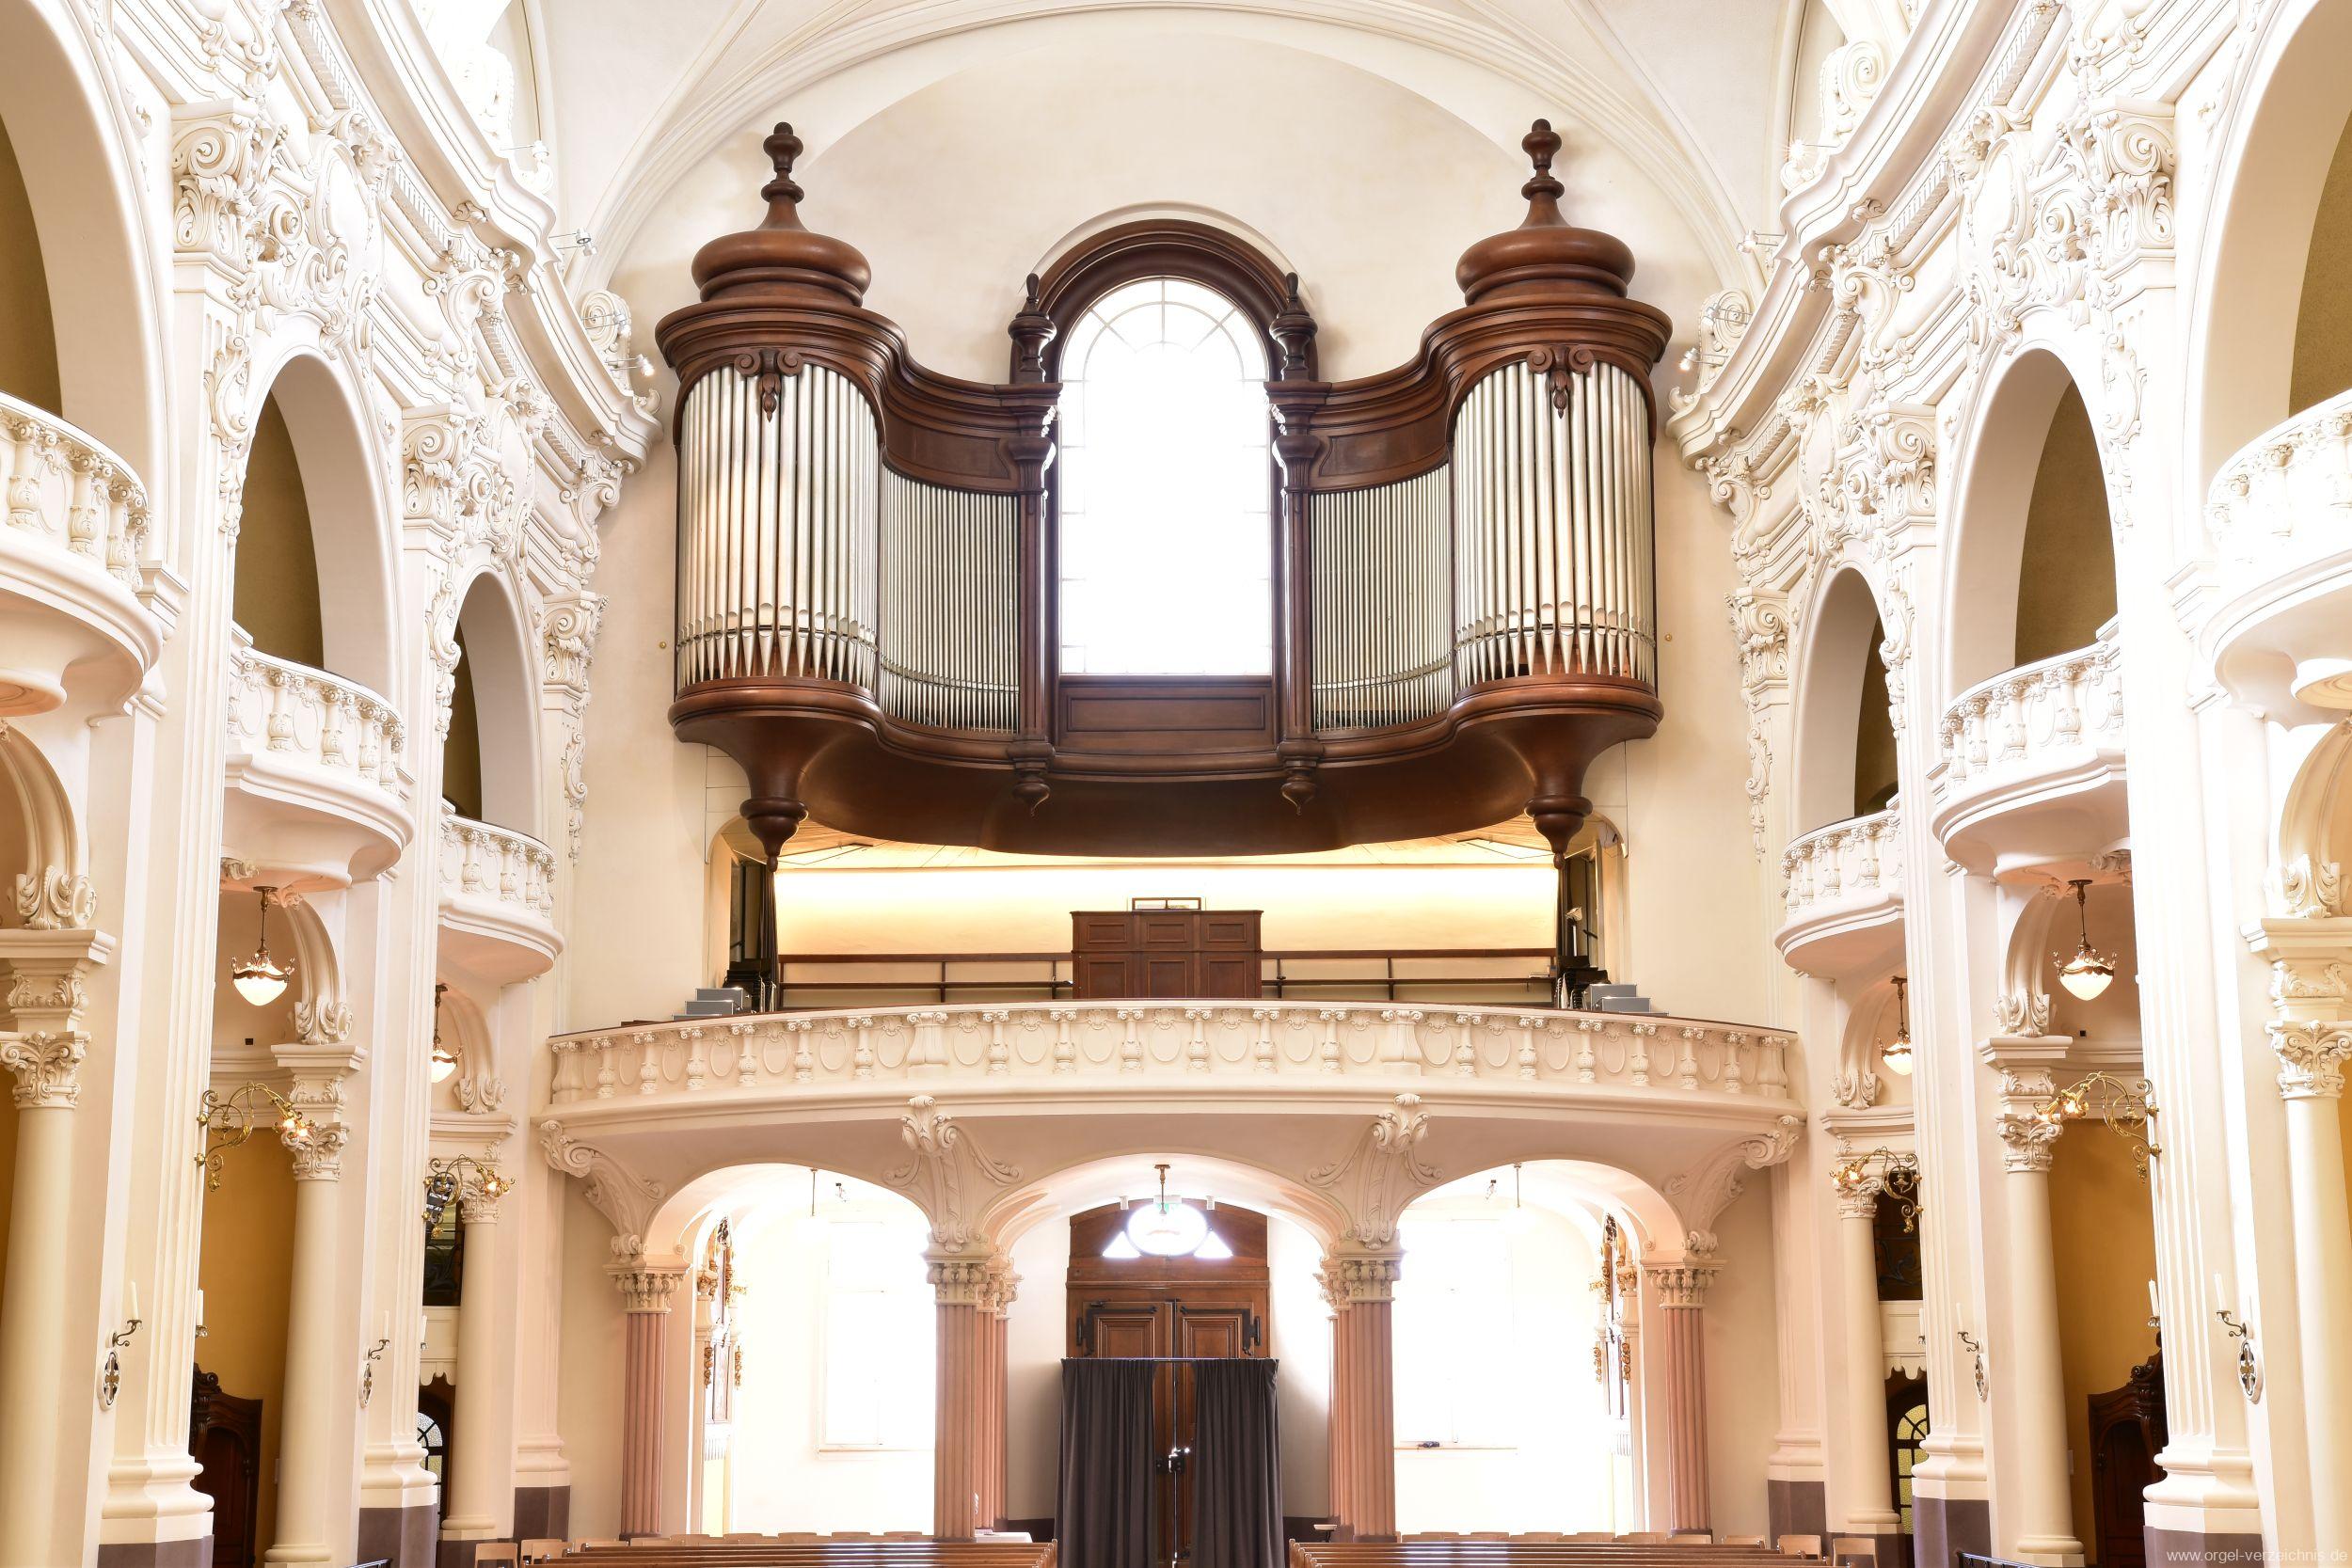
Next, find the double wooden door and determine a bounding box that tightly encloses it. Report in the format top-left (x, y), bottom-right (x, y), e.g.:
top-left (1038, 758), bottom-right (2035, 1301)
top-left (1067, 1203), bottom-right (1271, 1568)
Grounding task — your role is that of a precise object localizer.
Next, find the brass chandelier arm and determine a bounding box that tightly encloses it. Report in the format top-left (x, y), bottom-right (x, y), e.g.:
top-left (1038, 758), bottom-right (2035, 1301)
top-left (422, 1153), bottom-right (515, 1225)
top-left (194, 1082), bottom-right (317, 1191)
top-left (2033, 1071), bottom-right (2161, 1180)
top-left (1830, 1146), bottom-right (1924, 1231)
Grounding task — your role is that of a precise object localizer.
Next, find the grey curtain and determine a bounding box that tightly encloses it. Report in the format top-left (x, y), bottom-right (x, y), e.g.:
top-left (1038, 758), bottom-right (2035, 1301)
top-left (1057, 1358), bottom-right (1155, 1568)
top-left (1191, 1358), bottom-right (1284, 1568)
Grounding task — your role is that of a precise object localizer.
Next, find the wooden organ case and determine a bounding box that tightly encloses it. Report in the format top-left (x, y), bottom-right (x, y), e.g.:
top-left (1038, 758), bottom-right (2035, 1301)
top-left (657, 122), bottom-right (1673, 871)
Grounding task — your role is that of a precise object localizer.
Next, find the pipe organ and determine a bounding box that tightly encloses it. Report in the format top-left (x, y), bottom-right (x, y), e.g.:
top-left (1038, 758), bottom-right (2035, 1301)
top-left (659, 120), bottom-right (1672, 861)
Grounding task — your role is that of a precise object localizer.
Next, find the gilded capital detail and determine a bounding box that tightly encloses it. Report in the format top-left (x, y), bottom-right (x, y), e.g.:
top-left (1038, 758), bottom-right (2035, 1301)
top-left (612, 1264), bottom-right (687, 1314)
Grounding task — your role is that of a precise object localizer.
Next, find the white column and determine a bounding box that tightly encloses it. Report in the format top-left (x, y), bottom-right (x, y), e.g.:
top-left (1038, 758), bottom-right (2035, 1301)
top-left (1987, 1055), bottom-right (2085, 1567)
top-left (2249, 918), bottom-right (2352, 1551)
top-left (441, 1185), bottom-right (509, 1543)
top-left (1832, 1181), bottom-right (1900, 1544)
top-left (265, 1108), bottom-right (353, 1567)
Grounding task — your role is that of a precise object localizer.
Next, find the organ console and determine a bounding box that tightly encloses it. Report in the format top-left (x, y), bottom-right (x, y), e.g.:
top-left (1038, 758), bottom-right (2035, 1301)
top-left (656, 121), bottom-right (1672, 886)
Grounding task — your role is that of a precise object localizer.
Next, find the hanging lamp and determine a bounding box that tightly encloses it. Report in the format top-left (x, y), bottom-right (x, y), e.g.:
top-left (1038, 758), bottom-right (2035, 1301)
top-left (229, 888), bottom-right (295, 1006)
top-left (2054, 879), bottom-right (2117, 1002)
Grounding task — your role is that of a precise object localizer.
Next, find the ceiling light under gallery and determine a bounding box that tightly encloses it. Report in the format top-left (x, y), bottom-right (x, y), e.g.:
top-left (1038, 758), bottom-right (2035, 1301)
top-left (2054, 879), bottom-right (2118, 1002)
top-left (229, 887), bottom-right (296, 1007)
top-left (1109, 1164), bottom-right (1229, 1259)
top-left (1882, 974), bottom-right (1915, 1077)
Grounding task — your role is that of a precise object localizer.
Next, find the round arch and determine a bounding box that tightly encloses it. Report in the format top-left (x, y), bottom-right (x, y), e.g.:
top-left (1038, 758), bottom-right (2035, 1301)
top-left (0, 0), bottom-right (165, 480)
top-left (1788, 565), bottom-right (1896, 834)
top-left (448, 564), bottom-right (543, 830)
top-left (589, 2), bottom-right (1748, 306)
top-left (236, 347), bottom-right (403, 695)
top-left (0, 725), bottom-right (85, 928)
top-left (1939, 343), bottom-right (2113, 699)
top-left (982, 1151), bottom-right (1351, 1256)
top-left (2186, 0), bottom-right (2352, 494)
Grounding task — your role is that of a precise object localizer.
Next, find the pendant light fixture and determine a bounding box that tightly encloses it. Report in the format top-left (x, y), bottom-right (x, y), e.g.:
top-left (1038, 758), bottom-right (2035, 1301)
top-left (1505, 1160), bottom-right (1537, 1233)
top-left (429, 982), bottom-right (458, 1084)
top-left (2054, 879), bottom-right (2116, 1002)
top-left (1881, 975), bottom-right (1915, 1077)
top-left (229, 888), bottom-right (295, 1006)
top-left (1124, 1164), bottom-right (1210, 1257)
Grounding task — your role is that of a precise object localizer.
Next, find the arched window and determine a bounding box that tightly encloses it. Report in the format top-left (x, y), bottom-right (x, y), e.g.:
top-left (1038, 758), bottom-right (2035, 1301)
top-left (1056, 277), bottom-right (1272, 675)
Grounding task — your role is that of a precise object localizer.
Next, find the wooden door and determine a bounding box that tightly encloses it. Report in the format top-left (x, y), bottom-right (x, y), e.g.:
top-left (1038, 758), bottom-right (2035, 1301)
top-left (1070, 911), bottom-right (1263, 1000)
top-left (1067, 1203), bottom-right (1272, 1568)
top-left (189, 1368), bottom-right (262, 1568)
top-left (2089, 1353), bottom-right (2165, 1568)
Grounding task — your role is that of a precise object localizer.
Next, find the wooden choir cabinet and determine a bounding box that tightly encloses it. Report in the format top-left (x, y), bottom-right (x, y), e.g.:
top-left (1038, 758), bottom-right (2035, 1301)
top-left (1072, 909), bottom-right (1263, 999)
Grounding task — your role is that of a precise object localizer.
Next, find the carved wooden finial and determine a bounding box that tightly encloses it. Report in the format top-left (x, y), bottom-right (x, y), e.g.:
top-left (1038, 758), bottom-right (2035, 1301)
top-left (760, 122), bottom-right (805, 214)
top-left (1520, 119), bottom-right (1565, 209)
top-left (1007, 272), bottom-right (1057, 383)
top-left (1270, 271), bottom-right (1317, 382)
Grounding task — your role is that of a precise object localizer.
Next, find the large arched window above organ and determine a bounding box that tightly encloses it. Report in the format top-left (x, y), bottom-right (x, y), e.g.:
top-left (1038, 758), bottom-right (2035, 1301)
top-left (1052, 276), bottom-right (1274, 676)
top-left (659, 119), bottom-right (1671, 871)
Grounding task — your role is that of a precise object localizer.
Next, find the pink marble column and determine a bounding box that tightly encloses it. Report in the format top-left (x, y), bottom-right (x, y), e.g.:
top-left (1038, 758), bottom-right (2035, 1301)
top-left (612, 1261), bottom-right (685, 1537)
top-left (1322, 1250), bottom-right (1399, 1541)
top-left (1648, 1260), bottom-right (1718, 1535)
top-left (931, 1254), bottom-right (1007, 1538)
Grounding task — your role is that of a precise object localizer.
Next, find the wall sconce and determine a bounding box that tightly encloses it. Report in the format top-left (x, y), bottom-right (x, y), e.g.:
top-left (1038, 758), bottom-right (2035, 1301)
top-left (429, 982), bottom-right (458, 1084)
top-left (1955, 1322), bottom-right (1988, 1402)
top-left (2216, 1275), bottom-right (2262, 1402)
top-left (1831, 1147), bottom-right (1923, 1230)
top-left (2053, 879), bottom-right (2116, 1001)
top-left (197, 1083), bottom-right (316, 1189)
top-left (360, 1321), bottom-right (391, 1408)
top-left (2034, 1071), bottom-right (2160, 1180)
top-left (422, 1154), bottom-right (514, 1226)
top-left (98, 1281), bottom-right (140, 1411)
top-left (1880, 974), bottom-right (1914, 1077)
top-left (229, 887), bottom-right (296, 1006)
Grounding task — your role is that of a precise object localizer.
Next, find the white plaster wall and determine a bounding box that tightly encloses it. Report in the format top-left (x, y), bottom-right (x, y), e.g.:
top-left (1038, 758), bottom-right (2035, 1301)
top-left (557, 1180), bottom-right (628, 1541)
top-left (1701, 1181), bottom-right (1779, 1538)
top-left (1391, 1203), bottom-right (1617, 1534)
top-left (726, 1199), bottom-right (936, 1531)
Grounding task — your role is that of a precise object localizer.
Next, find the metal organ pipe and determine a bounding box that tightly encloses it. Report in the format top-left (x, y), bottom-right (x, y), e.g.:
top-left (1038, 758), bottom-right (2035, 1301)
top-left (1308, 468), bottom-right (1452, 731)
top-left (878, 470), bottom-right (1019, 733)
top-left (674, 362), bottom-right (880, 692)
top-left (1449, 358), bottom-right (1654, 690)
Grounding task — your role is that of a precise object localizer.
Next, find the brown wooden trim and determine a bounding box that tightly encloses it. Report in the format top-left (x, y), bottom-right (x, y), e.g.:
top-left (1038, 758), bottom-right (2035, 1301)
top-left (1026, 219), bottom-right (1315, 382)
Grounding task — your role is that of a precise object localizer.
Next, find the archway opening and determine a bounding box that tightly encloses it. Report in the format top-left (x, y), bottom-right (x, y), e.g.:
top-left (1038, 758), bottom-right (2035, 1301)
top-left (714, 1168), bottom-right (938, 1532)
top-left (233, 396), bottom-right (328, 671)
top-left (1793, 569), bottom-right (1898, 832)
top-left (0, 115), bottom-right (61, 411)
top-left (1392, 1165), bottom-right (1634, 1535)
top-left (1947, 354), bottom-right (2116, 696)
top-left (2292, 110), bottom-right (2352, 413)
top-left (447, 574), bottom-right (540, 829)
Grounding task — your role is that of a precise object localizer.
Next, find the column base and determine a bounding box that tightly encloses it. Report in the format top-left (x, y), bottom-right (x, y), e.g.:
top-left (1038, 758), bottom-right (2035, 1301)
top-left (355, 1503), bottom-right (437, 1568)
top-left (514, 1486), bottom-right (569, 1540)
top-left (2145, 1527), bottom-right (2268, 1564)
top-left (1914, 1495), bottom-right (1989, 1568)
top-left (1768, 1479), bottom-right (1825, 1542)
top-left (97, 1543), bottom-right (214, 1568)
top-left (2013, 1534), bottom-right (2087, 1566)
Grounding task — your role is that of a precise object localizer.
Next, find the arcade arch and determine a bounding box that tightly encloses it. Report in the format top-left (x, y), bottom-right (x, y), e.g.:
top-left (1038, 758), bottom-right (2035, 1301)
top-left (1791, 567), bottom-right (1899, 832)
top-left (442, 571), bottom-right (542, 828)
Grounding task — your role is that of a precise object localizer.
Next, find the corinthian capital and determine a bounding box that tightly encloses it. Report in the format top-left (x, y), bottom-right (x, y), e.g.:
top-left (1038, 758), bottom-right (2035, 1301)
top-left (2271, 1021), bottom-right (2352, 1101)
top-left (285, 1120), bottom-right (350, 1181)
top-left (1317, 1249), bottom-right (1402, 1309)
top-left (611, 1261), bottom-right (688, 1314)
top-left (1645, 1259), bottom-right (1720, 1309)
top-left (0, 1031), bottom-right (87, 1108)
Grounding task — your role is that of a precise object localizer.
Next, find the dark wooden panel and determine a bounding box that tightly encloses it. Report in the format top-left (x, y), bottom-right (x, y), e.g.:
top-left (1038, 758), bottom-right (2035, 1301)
top-left (1175, 1304), bottom-right (1260, 1359)
top-left (1072, 913), bottom-right (1133, 951)
top-left (1073, 955), bottom-right (1135, 1001)
top-left (1075, 1300), bottom-right (1166, 1359)
top-left (1199, 953), bottom-right (1259, 997)
top-left (1134, 913), bottom-right (1198, 950)
top-left (1140, 955), bottom-right (1196, 996)
top-left (1056, 676), bottom-right (1279, 754)
top-left (1200, 911), bottom-right (1261, 949)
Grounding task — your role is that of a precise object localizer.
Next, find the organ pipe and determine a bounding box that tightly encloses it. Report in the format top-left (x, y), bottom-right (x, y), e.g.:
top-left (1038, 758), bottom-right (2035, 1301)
top-left (879, 470), bottom-right (1020, 732)
top-left (1308, 468), bottom-right (1452, 731)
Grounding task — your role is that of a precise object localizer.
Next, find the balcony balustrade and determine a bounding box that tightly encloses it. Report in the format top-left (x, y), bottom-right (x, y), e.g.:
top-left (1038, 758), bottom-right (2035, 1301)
top-left (1776, 807), bottom-right (1905, 978)
top-left (220, 636), bottom-right (411, 888)
top-left (0, 391), bottom-right (162, 715)
top-left (2202, 388), bottom-right (2352, 715)
top-left (1929, 626), bottom-right (2127, 875)
top-left (437, 816), bottom-right (561, 982)
top-left (544, 1000), bottom-right (1789, 1107)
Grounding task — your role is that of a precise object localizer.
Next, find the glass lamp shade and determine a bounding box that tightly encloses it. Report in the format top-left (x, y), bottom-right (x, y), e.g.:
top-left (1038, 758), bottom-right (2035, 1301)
top-left (2058, 948), bottom-right (2115, 1001)
top-left (430, 1046), bottom-right (459, 1085)
top-left (1881, 1037), bottom-right (1915, 1076)
top-left (1126, 1199), bottom-right (1210, 1257)
top-left (229, 957), bottom-right (293, 1007)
